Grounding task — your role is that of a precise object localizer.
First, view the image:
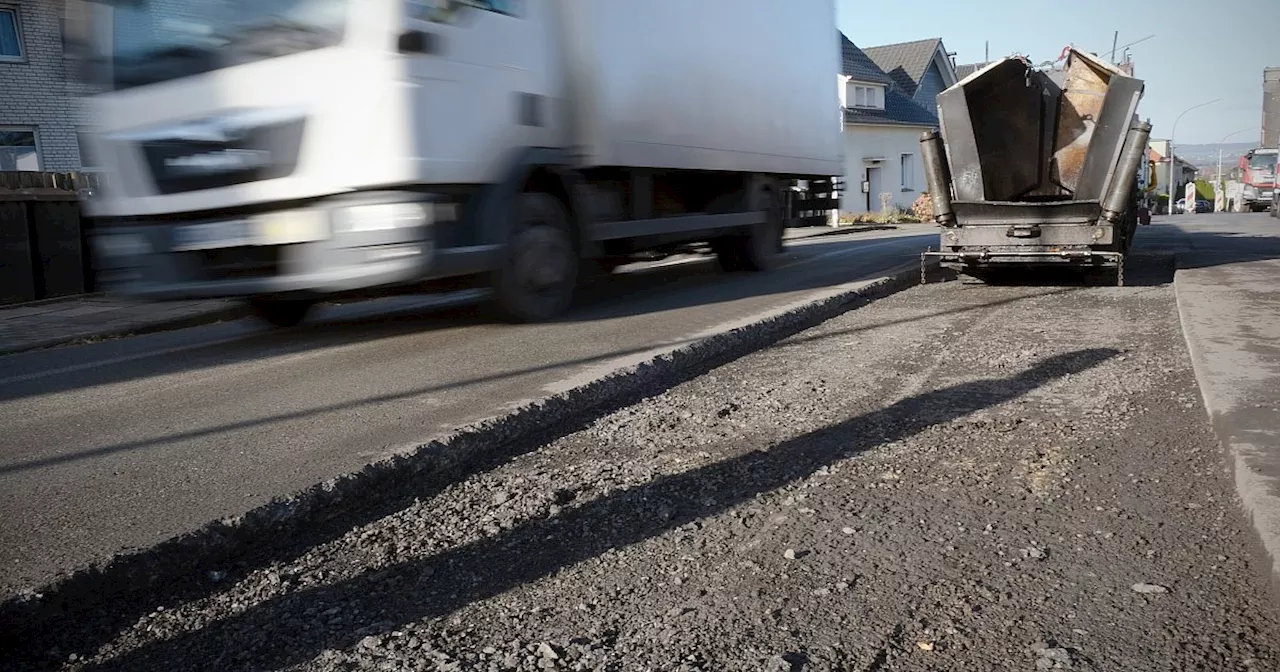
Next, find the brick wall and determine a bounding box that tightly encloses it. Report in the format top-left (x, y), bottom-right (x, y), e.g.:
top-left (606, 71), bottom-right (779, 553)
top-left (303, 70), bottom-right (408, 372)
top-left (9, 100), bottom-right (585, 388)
top-left (0, 0), bottom-right (83, 171)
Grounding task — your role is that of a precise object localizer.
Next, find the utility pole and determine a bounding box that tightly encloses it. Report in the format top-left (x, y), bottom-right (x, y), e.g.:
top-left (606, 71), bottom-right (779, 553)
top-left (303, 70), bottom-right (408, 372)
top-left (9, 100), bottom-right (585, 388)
top-left (1110, 31), bottom-right (1119, 63)
top-left (1216, 128), bottom-right (1251, 211)
top-left (1168, 99), bottom-right (1222, 214)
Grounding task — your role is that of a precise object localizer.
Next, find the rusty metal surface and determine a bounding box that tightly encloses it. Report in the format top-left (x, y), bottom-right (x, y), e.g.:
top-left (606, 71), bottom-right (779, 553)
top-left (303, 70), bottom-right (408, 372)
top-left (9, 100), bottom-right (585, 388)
top-left (1050, 55), bottom-right (1110, 193)
top-left (935, 48), bottom-right (1144, 205)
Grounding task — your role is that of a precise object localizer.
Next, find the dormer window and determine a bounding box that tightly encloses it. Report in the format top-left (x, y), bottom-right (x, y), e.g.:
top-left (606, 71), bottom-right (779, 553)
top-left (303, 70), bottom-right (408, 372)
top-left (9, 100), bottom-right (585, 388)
top-left (847, 82), bottom-right (884, 110)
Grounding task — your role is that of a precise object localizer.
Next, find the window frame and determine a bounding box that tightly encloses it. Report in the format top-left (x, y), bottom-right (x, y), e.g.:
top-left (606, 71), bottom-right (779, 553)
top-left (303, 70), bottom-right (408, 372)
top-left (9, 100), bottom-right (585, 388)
top-left (849, 84), bottom-right (884, 110)
top-left (900, 152), bottom-right (914, 190)
top-left (0, 126), bottom-right (43, 171)
top-left (0, 5), bottom-right (26, 63)
top-left (76, 128), bottom-right (106, 173)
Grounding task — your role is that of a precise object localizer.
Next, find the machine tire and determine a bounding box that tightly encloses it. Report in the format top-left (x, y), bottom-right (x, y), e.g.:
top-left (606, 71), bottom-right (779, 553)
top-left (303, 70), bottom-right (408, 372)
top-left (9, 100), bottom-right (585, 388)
top-left (248, 297), bottom-right (315, 328)
top-left (715, 185), bottom-right (783, 273)
top-left (492, 192), bottom-right (578, 322)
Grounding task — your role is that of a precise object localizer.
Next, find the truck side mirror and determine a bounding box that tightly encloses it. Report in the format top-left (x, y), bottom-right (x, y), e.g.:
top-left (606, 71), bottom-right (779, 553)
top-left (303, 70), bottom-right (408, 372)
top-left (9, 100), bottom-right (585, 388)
top-left (398, 30), bottom-right (439, 55)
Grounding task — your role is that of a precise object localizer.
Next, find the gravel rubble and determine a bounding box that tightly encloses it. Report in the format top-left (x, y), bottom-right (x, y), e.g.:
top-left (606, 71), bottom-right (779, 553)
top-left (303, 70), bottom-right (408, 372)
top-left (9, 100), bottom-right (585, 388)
top-left (17, 264), bottom-right (1280, 671)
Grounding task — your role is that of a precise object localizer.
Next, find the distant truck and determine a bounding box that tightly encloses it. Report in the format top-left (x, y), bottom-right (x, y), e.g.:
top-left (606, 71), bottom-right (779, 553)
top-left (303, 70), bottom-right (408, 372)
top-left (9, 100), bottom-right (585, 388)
top-left (74, 0), bottom-right (843, 325)
top-left (1238, 148), bottom-right (1278, 213)
top-left (919, 48), bottom-right (1150, 285)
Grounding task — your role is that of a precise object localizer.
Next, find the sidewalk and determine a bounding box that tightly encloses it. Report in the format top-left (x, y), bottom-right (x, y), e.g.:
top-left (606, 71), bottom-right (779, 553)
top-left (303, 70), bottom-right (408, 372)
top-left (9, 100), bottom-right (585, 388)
top-left (1173, 235), bottom-right (1280, 581)
top-left (0, 295), bottom-right (244, 356)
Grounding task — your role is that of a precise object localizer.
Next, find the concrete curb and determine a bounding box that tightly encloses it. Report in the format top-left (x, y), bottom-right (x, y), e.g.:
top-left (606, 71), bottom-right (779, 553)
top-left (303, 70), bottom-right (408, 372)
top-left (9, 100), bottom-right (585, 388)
top-left (0, 260), bottom-right (936, 640)
top-left (1172, 258), bottom-right (1280, 588)
top-left (784, 224), bottom-right (904, 242)
top-left (0, 305), bottom-right (251, 357)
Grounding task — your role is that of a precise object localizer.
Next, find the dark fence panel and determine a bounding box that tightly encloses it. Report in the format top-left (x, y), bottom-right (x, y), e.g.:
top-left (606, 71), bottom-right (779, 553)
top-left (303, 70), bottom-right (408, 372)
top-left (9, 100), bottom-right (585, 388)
top-left (0, 171), bottom-right (102, 306)
top-left (0, 203), bottom-right (37, 304)
top-left (31, 201), bottom-right (87, 299)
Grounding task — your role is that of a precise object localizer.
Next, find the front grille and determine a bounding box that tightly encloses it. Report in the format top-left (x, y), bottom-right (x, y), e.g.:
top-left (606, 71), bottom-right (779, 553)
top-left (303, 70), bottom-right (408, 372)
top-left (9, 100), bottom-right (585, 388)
top-left (140, 118), bottom-right (306, 196)
top-left (190, 246), bottom-right (283, 282)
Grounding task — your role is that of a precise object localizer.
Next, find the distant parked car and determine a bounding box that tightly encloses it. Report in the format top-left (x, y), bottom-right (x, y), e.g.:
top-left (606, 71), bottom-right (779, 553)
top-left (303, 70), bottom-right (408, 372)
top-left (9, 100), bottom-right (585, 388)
top-left (1195, 199), bottom-right (1212, 213)
top-left (1174, 198), bottom-right (1186, 213)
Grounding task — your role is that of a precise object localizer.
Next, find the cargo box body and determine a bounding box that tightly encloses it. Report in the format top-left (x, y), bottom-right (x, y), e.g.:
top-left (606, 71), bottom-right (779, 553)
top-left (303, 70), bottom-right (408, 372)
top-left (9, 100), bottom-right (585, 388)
top-left (559, 0), bottom-right (843, 177)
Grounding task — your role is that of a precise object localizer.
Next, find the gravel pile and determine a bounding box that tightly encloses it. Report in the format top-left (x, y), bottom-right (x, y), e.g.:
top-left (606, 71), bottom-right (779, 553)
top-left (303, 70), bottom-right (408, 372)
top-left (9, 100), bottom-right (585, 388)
top-left (26, 267), bottom-right (1280, 670)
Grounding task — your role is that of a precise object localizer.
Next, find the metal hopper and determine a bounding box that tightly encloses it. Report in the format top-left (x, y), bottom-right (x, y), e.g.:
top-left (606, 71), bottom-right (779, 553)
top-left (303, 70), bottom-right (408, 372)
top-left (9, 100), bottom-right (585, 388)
top-left (920, 48), bottom-right (1151, 284)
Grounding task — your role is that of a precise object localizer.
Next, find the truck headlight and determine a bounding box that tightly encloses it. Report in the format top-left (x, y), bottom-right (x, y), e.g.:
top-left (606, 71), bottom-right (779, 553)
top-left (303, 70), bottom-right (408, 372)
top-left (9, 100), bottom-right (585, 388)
top-left (335, 203), bottom-right (430, 234)
top-left (1244, 185), bottom-right (1257, 198)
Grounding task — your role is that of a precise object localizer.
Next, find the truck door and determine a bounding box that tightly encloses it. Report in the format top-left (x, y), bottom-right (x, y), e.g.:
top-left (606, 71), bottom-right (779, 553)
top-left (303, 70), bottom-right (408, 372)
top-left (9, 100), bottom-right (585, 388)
top-left (401, 0), bottom-right (556, 186)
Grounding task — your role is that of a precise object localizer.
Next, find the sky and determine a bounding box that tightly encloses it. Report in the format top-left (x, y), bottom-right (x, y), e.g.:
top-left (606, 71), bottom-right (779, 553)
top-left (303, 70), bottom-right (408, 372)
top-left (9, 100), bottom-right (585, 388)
top-left (838, 0), bottom-right (1280, 146)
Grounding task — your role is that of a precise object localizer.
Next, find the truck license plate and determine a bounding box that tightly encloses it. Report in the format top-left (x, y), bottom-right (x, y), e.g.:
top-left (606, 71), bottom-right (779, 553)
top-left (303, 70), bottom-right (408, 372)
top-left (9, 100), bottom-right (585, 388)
top-left (172, 220), bottom-right (254, 251)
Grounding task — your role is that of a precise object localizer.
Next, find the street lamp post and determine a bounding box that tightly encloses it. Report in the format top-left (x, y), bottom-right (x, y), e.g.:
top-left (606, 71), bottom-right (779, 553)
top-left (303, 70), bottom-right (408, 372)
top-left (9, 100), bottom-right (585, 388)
top-left (1167, 98), bottom-right (1222, 215)
top-left (1216, 128), bottom-right (1250, 211)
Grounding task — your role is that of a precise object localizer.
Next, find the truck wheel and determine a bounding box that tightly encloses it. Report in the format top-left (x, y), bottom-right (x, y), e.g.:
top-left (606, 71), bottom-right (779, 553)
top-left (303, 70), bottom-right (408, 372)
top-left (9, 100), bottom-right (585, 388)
top-left (492, 192), bottom-right (578, 322)
top-left (715, 187), bottom-right (783, 272)
top-left (247, 297), bottom-right (315, 328)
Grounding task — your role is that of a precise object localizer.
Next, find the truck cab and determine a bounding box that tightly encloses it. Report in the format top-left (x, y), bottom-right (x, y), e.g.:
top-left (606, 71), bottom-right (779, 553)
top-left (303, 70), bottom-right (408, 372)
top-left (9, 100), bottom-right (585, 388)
top-left (77, 0), bottom-right (561, 324)
top-left (1239, 148), bottom-right (1278, 212)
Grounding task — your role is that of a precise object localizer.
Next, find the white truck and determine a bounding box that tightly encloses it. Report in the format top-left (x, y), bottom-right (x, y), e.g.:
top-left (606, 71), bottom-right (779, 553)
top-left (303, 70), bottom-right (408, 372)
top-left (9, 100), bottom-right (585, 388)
top-left (74, 0), bottom-right (844, 325)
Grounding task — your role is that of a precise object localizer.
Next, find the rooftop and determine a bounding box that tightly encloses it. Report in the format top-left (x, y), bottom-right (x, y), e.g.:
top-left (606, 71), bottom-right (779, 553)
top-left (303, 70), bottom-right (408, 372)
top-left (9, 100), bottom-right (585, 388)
top-left (839, 33), bottom-right (939, 128)
top-left (840, 33), bottom-right (893, 85)
top-left (863, 38), bottom-right (946, 98)
top-left (844, 87), bottom-right (939, 128)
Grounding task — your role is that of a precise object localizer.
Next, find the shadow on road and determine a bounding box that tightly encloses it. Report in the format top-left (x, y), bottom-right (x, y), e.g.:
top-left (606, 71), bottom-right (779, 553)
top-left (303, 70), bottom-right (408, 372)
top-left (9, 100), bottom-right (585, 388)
top-left (49, 348), bottom-right (1117, 672)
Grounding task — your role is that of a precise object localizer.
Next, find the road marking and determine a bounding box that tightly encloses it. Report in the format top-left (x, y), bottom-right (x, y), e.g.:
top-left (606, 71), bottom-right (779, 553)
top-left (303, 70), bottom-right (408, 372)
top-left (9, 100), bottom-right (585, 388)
top-left (780, 237), bottom-right (926, 270)
top-left (0, 333), bottom-right (251, 386)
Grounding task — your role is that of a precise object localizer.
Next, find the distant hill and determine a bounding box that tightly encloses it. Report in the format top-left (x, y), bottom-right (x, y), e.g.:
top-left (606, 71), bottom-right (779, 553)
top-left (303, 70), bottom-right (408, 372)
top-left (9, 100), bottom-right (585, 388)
top-left (1174, 142), bottom-right (1258, 173)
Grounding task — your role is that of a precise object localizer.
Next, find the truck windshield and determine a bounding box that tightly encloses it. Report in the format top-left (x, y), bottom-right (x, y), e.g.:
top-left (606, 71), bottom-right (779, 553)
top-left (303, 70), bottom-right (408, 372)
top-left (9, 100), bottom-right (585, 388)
top-left (1249, 153), bottom-right (1277, 171)
top-left (104, 0), bottom-right (349, 91)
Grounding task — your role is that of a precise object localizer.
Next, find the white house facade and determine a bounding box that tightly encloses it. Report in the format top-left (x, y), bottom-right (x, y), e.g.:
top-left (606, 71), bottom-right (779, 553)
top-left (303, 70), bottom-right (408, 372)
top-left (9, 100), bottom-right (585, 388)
top-left (841, 119), bottom-right (931, 214)
top-left (837, 34), bottom-right (944, 215)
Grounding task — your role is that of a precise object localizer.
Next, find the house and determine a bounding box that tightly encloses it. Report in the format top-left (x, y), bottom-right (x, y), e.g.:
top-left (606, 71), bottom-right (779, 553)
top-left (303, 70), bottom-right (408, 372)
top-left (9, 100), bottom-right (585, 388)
top-left (1147, 143), bottom-right (1199, 211)
top-left (838, 33), bottom-right (941, 215)
top-left (954, 62), bottom-right (989, 81)
top-left (862, 38), bottom-right (959, 115)
top-left (0, 0), bottom-right (94, 172)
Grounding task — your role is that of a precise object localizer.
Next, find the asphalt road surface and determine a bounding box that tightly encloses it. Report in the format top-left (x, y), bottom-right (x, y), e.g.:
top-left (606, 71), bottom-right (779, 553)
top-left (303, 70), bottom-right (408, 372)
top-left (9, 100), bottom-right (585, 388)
top-left (0, 227), bottom-right (934, 596)
top-left (25, 241), bottom-right (1279, 671)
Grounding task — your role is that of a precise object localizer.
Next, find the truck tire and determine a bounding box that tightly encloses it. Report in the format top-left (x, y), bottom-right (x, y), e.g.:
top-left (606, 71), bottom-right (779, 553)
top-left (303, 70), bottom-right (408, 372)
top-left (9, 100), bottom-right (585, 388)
top-left (492, 192), bottom-right (578, 322)
top-left (715, 186), bottom-right (783, 272)
top-left (248, 297), bottom-right (315, 328)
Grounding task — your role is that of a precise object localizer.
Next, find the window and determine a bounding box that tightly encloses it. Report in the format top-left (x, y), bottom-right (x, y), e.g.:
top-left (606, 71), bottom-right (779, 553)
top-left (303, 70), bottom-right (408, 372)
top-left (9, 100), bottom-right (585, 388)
top-left (77, 129), bottom-right (102, 171)
top-left (900, 153), bottom-right (914, 190)
top-left (850, 85), bottom-right (882, 109)
top-left (0, 128), bottom-right (40, 171)
top-left (0, 7), bottom-right (23, 61)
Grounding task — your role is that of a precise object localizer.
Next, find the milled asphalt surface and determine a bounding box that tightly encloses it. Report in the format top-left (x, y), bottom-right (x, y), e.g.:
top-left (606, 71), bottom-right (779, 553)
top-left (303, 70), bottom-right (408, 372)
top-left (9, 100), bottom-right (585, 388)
top-left (18, 249), bottom-right (1280, 671)
top-left (0, 227), bottom-right (934, 596)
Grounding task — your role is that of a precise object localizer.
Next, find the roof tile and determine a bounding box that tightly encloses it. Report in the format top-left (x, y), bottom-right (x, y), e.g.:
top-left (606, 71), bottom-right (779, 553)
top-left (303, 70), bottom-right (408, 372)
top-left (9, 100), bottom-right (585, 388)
top-left (840, 33), bottom-right (893, 85)
top-left (844, 87), bottom-right (938, 128)
top-left (863, 38), bottom-right (943, 97)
